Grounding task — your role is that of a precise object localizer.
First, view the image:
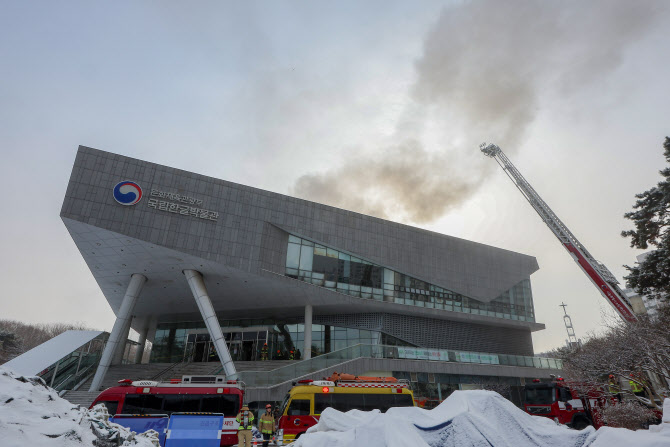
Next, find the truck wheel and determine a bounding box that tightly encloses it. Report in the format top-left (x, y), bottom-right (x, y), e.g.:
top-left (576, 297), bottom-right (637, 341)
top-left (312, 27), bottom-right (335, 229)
top-left (571, 417), bottom-right (590, 430)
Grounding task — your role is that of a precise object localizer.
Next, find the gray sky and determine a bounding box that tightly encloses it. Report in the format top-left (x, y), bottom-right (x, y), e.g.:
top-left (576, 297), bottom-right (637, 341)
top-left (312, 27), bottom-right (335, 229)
top-left (1, 1), bottom-right (668, 353)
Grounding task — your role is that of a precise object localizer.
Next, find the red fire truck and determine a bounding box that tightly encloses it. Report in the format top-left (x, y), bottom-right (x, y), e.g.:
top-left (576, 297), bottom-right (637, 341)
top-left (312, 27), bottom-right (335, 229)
top-left (276, 373), bottom-right (415, 445)
top-left (523, 377), bottom-right (605, 429)
top-left (90, 375), bottom-right (245, 446)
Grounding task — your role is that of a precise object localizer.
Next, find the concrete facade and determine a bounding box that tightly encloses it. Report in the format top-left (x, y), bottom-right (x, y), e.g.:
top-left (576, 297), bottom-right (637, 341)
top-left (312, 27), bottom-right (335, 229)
top-left (61, 146), bottom-right (549, 390)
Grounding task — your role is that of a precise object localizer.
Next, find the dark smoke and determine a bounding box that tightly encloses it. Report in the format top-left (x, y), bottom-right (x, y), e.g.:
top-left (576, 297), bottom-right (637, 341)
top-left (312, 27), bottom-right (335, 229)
top-left (293, 0), bottom-right (664, 223)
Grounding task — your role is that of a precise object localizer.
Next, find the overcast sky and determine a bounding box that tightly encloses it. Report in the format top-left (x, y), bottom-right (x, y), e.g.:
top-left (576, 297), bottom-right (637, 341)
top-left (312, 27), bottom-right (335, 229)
top-left (1, 1), bottom-right (668, 353)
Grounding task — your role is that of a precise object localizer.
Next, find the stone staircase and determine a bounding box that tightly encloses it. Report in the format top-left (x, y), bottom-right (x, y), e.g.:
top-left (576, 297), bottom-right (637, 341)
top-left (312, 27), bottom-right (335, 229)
top-left (62, 360), bottom-right (297, 407)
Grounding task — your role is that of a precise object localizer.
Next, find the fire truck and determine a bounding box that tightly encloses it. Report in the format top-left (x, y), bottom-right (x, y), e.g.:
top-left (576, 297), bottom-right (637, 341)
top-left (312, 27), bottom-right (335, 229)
top-left (523, 377), bottom-right (606, 429)
top-left (523, 376), bottom-right (664, 430)
top-left (276, 372), bottom-right (415, 445)
top-left (90, 375), bottom-right (245, 446)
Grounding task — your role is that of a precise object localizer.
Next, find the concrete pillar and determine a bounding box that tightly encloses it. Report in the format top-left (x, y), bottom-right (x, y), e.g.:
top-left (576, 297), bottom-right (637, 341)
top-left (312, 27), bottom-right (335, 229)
top-left (111, 316), bottom-right (133, 366)
top-left (134, 317), bottom-right (150, 364)
top-left (89, 274), bottom-right (146, 392)
top-left (303, 304), bottom-right (313, 360)
top-left (183, 270), bottom-right (237, 379)
top-left (142, 316), bottom-right (159, 364)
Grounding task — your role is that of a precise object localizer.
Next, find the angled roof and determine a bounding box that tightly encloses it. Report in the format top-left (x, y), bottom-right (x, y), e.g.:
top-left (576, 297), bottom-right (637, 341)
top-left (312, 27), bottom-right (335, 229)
top-left (60, 146), bottom-right (541, 330)
top-left (3, 330), bottom-right (103, 376)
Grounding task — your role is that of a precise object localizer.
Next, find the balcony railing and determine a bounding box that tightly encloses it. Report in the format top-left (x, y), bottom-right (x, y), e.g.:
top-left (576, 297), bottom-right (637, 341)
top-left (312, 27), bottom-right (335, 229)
top-left (215, 344), bottom-right (563, 388)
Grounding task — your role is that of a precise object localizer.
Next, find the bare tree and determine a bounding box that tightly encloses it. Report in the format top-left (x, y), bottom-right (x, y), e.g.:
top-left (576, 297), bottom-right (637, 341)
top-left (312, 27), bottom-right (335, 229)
top-left (0, 319), bottom-right (93, 364)
top-left (558, 304), bottom-right (670, 410)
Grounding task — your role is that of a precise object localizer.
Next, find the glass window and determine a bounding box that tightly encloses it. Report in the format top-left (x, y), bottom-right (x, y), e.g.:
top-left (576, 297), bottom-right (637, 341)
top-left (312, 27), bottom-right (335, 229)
top-left (524, 386), bottom-right (556, 405)
top-left (287, 399), bottom-right (310, 415)
top-left (99, 400), bottom-right (119, 415)
top-left (122, 395), bottom-right (164, 414)
top-left (288, 235), bottom-right (301, 244)
top-left (314, 393), bottom-right (365, 413)
top-left (299, 245), bottom-right (313, 271)
top-left (286, 243), bottom-right (301, 269)
top-left (201, 395), bottom-right (240, 415)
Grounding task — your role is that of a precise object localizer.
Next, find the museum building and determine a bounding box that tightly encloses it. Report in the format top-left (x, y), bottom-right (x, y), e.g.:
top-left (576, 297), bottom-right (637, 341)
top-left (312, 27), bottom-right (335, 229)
top-left (60, 146), bottom-right (560, 400)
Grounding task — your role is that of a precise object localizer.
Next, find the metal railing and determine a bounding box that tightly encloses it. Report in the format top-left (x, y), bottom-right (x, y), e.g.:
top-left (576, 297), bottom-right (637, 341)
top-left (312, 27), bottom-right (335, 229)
top-left (214, 344), bottom-right (563, 388)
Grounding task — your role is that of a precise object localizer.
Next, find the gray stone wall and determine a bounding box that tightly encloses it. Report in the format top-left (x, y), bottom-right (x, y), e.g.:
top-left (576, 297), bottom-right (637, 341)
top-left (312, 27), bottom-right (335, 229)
top-left (61, 146), bottom-right (539, 303)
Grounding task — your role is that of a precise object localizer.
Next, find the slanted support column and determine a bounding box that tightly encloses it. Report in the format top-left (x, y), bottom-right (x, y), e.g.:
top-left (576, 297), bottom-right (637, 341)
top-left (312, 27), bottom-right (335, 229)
top-left (183, 270), bottom-right (237, 379)
top-left (304, 304), bottom-right (313, 360)
top-left (111, 316), bottom-right (133, 365)
top-left (89, 273), bottom-right (146, 392)
top-left (134, 317), bottom-right (150, 364)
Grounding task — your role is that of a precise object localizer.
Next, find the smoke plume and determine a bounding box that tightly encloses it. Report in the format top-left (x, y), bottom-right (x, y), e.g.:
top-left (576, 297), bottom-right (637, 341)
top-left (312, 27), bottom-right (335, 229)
top-left (293, 0), bottom-right (664, 223)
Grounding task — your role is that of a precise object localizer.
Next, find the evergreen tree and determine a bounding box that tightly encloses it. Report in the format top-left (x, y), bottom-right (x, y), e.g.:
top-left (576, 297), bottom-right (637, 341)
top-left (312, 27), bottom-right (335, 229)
top-left (621, 137), bottom-right (670, 302)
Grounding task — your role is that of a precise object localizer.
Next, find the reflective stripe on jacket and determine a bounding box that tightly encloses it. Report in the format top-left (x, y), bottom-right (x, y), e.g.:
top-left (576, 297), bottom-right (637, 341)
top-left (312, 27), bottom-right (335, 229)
top-left (259, 413), bottom-right (275, 434)
top-left (236, 411), bottom-right (255, 430)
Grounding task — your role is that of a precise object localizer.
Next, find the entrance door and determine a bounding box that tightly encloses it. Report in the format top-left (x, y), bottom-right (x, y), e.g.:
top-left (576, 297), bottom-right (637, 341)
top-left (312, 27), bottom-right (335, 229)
top-left (193, 341), bottom-right (208, 362)
top-left (242, 340), bottom-right (255, 361)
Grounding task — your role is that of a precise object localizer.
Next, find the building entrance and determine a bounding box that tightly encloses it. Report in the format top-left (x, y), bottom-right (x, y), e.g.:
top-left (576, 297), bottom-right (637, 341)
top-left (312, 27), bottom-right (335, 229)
top-left (184, 330), bottom-right (269, 362)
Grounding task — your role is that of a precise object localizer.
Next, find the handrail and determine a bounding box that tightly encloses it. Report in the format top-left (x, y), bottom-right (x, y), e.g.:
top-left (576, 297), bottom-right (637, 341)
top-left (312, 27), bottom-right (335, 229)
top-left (213, 344), bottom-right (563, 389)
top-left (151, 359), bottom-right (189, 381)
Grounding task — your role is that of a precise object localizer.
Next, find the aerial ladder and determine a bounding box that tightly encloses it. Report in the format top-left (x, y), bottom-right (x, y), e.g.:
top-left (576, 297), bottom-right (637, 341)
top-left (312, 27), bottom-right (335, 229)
top-left (479, 143), bottom-right (637, 322)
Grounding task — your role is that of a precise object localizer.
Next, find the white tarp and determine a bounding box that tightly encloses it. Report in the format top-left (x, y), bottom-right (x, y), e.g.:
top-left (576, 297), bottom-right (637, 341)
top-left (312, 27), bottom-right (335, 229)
top-left (294, 390), bottom-right (670, 447)
top-left (3, 330), bottom-right (103, 375)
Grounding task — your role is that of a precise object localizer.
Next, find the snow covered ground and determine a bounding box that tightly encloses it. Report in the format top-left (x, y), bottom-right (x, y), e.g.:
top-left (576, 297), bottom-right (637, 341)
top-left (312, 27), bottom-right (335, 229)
top-left (1, 365), bottom-right (668, 447)
top-left (0, 367), bottom-right (157, 447)
top-left (294, 390), bottom-right (670, 447)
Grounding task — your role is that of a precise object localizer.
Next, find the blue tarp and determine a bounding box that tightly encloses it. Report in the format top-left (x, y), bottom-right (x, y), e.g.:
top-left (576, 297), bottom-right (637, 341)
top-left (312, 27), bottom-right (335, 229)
top-left (165, 413), bottom-right (224, 447)
top-left (110, 415), bottom-right (169, 447)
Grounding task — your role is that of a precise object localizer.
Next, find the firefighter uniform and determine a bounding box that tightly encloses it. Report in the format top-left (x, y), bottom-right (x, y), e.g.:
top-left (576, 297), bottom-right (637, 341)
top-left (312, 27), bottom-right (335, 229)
top-left (608, 375), bottom-right (621, 401)
top-left (629, 376), bottom-right (645, 397)
top-left (235, 405), bottom-right (255, 447)
top-left (259, 404), bottom-right (275, 447)
top-left (288, 350), bottom-right (295, 360)
top-left (260, 343), bottom-right (269, 361)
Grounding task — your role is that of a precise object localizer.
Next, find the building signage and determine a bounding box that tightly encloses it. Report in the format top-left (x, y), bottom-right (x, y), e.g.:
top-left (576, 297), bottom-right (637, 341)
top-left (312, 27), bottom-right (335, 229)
top-left (113, 181), bottom-right (143, 206)
top-left (147, 188), bottom-right (219, 221)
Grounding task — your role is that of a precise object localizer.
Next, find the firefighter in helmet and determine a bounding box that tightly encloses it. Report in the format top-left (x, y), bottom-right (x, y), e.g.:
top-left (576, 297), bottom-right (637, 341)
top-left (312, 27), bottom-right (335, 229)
top-left (235, 404), bottom-right (254, 447)
top-left (608, 375), bottom-right (621, 401)
top-left (629, 373), bottom-right (645, 397)
top-left (258, 403), bottom-right (275, 447)
top-left (288, 350), bottom-right (295, 360)
top-left (260, 343), bottom-right (269, 361)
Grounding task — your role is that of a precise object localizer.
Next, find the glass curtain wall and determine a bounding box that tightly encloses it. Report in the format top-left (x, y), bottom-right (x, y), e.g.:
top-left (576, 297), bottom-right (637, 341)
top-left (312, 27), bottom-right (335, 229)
top-left (285, 234), bottom-right (535, 322)
top-left (151, 320), bottom-right (380, 363)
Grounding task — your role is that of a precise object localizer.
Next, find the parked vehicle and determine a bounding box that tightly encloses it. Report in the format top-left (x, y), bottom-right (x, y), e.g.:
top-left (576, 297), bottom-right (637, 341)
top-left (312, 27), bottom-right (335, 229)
top-left (276, 373), bottom-right (415, 445)
top-left (90, 376), bottom-right (244, 446)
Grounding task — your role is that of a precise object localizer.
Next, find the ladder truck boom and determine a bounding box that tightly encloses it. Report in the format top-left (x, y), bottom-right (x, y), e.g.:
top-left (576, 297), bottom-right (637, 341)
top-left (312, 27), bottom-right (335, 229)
top-left (480, 143), bottom-right (637, 322)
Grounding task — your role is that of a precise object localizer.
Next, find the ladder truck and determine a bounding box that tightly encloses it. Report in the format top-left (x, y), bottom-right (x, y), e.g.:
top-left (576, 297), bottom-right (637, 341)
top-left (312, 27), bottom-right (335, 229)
top-left (479, 143), bottom-right (637, 322)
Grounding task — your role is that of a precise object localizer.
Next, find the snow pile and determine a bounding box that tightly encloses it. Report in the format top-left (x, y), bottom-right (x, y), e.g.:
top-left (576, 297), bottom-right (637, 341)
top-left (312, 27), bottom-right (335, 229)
top-left (0, 367), bottom-right (158, 447)
top-left (294, 390), bottom-right (670, 447)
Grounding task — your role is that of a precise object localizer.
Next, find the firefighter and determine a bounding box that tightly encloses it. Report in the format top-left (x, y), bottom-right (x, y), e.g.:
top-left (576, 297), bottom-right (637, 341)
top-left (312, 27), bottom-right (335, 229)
top-left (288, 350), bottom-right (295, 360)
top-left (260, 343), bottom-right (269, 361)
top-left (276, 349), bottom-right (283, 360)
top-left (608, 375), bottom-right (621, 401)
top-left (258, 404), bottom-right (275, 447)
top-left (235, 405), bottom-right (254, 447)
top-left (629, 373), bottom-right (645, 397)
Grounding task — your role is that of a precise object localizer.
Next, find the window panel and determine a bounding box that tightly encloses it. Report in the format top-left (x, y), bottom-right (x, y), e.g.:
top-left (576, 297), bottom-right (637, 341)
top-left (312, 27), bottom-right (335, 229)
top-left (286, 243), bottom-right (301, 269)
top-left (299, 245), bottom-right (313, 271)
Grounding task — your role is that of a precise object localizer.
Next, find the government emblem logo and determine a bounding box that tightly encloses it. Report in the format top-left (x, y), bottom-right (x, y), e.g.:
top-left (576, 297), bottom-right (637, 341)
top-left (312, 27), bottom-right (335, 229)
top-left (113, 181), bottom-right (143, 206)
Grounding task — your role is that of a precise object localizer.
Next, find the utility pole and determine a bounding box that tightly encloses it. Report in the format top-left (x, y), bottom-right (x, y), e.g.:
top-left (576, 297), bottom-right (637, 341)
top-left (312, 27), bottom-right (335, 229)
top-left (560, 302), bottom-right (580, 348)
